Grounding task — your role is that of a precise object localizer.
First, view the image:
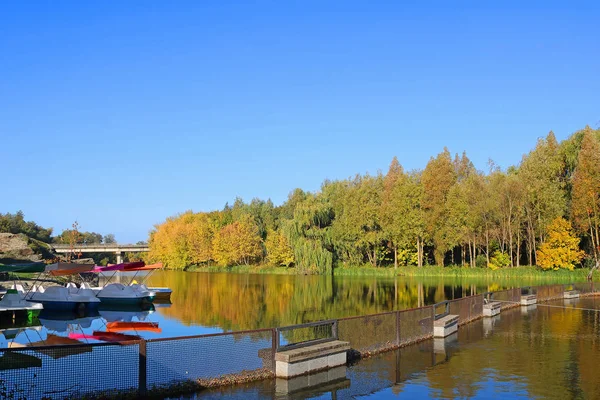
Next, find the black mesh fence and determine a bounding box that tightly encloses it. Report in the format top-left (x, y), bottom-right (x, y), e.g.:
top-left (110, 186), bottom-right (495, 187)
top-left (146, 329), bottom-right (275, 390)
top-left (398, 307), bottom-right (433, 345)
top-left (337, 312), bottom-right (397, 356)
top-left (535, 284), bottom-right (564, 301)
top-left (570, 282), bottom-right (598, 296)
top-left (491, 288), bottom-right (521, 310)
top-left (0, 341), bottom-right (140, 399)
top-left (447, 295), bottom-right (483, 326)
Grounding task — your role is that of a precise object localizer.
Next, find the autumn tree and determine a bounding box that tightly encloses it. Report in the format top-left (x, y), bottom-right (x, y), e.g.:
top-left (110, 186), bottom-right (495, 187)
top-left (571, 129), bottom-right (600, 262)
top-left (537, 217), bottom-right (585, 271)
top-left (422, 148), bottom-right (456, 266)
top-left (212, 214), bottom-right (263, 266)
top-left (265, 229), bottom-right (294, 267)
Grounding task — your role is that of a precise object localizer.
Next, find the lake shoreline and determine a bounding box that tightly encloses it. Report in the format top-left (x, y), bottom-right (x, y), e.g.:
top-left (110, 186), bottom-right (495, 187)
top-left (182, 264), bottom-right (599, 281)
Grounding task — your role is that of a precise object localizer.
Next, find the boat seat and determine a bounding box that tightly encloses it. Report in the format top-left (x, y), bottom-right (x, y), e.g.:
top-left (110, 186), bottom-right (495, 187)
top-left (10, 284), bottom-right (25, 293)
top-left (32, 285), bottom-right (45, 293)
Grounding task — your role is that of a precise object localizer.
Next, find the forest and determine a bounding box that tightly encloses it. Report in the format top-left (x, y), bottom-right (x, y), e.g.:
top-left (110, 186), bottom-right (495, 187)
top-left (148, 126), bottom-right (600, 274)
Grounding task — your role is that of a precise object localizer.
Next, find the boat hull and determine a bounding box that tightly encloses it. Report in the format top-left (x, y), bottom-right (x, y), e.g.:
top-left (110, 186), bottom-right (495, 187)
top-left (97, 296), bottom-right (155, 306)
top-left (30, 300), bottom-right (99, 312)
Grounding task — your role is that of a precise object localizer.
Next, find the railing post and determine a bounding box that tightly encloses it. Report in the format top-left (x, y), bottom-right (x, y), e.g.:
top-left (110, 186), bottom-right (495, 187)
top-left (139, 340), bottom-right (147, 397)
top-left (271, 328), bottom-right (277, 372)
top-left (395, 311), bottom-right (400, 346)
top-left (274, 328), bottom-right (280, 352)
top-left (332, 320), bottom-right (338, 341)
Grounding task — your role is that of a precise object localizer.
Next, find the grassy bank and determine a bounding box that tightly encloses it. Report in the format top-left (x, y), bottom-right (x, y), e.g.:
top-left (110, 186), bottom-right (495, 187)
top-left (184, 264), bottom-right (598, 281)
top-left (333, 265), bottom-right (598, 281)
top-left (185, 264), bottom-right (297, 274)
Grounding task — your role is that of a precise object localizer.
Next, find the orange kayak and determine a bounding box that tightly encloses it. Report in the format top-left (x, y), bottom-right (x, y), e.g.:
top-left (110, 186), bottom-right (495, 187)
top-left (105, 321), bottom-right (162, 333)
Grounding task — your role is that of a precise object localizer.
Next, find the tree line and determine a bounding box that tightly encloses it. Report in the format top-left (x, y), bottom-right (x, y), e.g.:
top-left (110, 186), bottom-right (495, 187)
top-left (0, 213), bottom-right (124, 264)
top-left (146, 126), bottom-right (598, 273)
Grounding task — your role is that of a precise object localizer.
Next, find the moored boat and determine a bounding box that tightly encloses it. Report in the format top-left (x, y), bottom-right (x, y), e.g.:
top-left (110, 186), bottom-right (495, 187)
top-left (27, 286), bottom-right (100, 312)
top-left (26, 263), bottom-right (100, 312)
top-left (0, 289), bottom-right (43, 313)
top-left (95, 283), bottom-right (155, 306)
top-left (91, 262), bottom-right (163, 306)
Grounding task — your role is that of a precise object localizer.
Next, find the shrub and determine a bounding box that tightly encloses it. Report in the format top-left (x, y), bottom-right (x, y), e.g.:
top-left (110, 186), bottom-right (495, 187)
top-left (489, 251), bottom-right (511, 270)
top-left (537, 217), bottom-right (585, 271)
top-left (475, 255), bottom-right (487, 268)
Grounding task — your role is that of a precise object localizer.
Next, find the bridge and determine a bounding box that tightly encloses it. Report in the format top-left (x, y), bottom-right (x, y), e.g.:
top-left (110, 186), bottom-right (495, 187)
top-left (50, 244), bottom-right (149, 264)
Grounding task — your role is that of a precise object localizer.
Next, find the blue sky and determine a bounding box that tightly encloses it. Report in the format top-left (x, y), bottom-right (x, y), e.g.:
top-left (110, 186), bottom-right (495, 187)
top-left (1, 1), bottom-right (598, 242)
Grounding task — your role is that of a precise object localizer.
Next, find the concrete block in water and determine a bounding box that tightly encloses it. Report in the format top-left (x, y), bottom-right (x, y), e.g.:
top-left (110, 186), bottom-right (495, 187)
top-left (483, 301), bottom-right (501, 317)
top-left (275, 365), bottom-right (349, 395)
top-left (520, 295), bottom-right (537, 306)
top-left (521, 304), bottom-right (537, 315)
top-left (483, 314), bottom-right (501, 336)
top-left (433, 314), bottom-right (458, 338)
top-left (563, 290), bottom-right (580, 299)
top-left (275, 340), bottom-right (350, 378)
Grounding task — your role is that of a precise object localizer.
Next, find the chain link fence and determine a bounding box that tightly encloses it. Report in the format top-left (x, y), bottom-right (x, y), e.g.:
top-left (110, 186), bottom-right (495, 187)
top-left (447, 295), bottom-right (483, 326)
top-left (570, 282), bottom-right (598, 296)
top-left (490, 288), bottom-right (521, 310)
top-left (398, 307), bottom-right (434, 345)
top-left (337, 312), bottom-right (397, 357)
top-left (147, 329), bottom-right (275, 391)
top-left (534, 284), bottom-right (564, 301)
top-left (0, 341), bottom-right (140, 399)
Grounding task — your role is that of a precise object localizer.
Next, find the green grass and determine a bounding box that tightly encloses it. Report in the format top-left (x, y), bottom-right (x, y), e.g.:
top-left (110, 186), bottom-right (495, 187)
top-left (182, 264), bottom-right (599, 281)
top-left (185, 264), bottom-right (297, 274)
top-left (333, 264), bottom-right (598, 281)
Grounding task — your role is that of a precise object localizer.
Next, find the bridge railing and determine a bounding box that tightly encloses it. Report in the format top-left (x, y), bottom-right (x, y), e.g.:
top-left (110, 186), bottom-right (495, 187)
top-left (50, 244), bottom-right (148, 249)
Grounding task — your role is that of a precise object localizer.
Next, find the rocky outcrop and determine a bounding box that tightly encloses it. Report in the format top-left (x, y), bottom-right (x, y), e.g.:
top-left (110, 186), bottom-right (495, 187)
top-left (0, 233), bottom-right (53, 262)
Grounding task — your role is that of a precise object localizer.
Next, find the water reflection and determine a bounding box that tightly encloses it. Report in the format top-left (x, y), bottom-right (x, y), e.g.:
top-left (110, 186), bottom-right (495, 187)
top-left (147, 271), bottom-right (561, 331)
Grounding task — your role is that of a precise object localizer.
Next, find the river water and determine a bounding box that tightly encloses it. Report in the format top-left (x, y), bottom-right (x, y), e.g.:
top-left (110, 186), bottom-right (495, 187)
top-left (0, 271), bottom-right (579, 345)
top-left (2, 271), bottom-right (598, 399)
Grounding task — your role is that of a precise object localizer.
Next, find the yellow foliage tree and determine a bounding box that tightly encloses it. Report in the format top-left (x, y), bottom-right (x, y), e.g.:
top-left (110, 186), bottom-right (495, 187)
top-left (537, 217), bottom-right (585, 271)
top-left (148, 211), bottom-right (214, 269)
top-left (265, 229), bottom-right (294, 267)
top-left (212, 214), bottom-right (262, 266)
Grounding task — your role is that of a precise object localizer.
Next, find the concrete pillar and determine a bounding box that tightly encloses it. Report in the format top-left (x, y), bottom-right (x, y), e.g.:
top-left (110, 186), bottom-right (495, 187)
top-left (116, 251), bottom-right (123, 264)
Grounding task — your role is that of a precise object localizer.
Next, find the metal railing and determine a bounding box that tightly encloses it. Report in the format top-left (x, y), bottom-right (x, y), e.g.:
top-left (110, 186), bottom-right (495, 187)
top-left (275, 320), bottom-right (338, 351)
top-left (434, 301), bottom-right (450, 321)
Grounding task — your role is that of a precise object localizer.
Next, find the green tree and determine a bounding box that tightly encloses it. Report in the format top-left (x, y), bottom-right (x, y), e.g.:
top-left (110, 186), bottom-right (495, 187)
top-left (571, 129), bottom-right (600, 262)
top-left (422, 148), bottom-right (456, 266)
top-left (520, 132), bottom-right (567, 265)
top-left (381, 158), bottom-right (425, 267)
top-left (283, 194), bottom-right (334, 274)
top-left (0, 211), bottom-right (53, 242)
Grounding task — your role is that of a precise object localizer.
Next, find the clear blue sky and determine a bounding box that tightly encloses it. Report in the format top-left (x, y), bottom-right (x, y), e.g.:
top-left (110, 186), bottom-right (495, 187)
top-left (1, 1), bottom-right (598, 243)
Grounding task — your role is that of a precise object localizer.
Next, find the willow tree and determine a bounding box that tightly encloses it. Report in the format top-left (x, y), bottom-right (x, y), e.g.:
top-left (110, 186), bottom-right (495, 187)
top-left (571, 129), bottom-right (600, 262)
top-left (283, 195), bottom-right (334, 274)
